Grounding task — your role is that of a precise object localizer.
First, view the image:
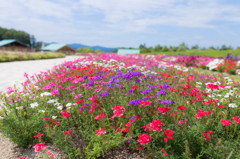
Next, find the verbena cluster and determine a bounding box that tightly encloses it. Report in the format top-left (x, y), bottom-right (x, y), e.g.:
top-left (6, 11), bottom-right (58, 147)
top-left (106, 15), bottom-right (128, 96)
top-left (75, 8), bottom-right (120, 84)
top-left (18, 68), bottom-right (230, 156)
top-left (0, 54), bottom-right (240, 159)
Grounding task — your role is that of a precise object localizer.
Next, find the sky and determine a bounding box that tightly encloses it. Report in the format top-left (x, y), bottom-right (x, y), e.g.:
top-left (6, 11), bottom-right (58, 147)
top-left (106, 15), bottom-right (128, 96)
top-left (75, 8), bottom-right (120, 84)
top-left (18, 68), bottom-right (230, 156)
top-left (0, 0), bottom-right (240, 48)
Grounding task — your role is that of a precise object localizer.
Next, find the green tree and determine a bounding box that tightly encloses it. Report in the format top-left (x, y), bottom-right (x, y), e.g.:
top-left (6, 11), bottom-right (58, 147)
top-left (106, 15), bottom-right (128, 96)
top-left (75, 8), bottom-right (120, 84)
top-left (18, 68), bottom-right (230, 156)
top-left (162, 45), bottom-right (168, 52)
top-left (208, 46), bottom-right (216, 50)
top-left (191, 45), bottom-right (199, 50)
top-left (77, 48), bottom-right (95, 53)
top-left (95, 49), bottom-right (102, 53)
top-left (177, 42), bottom-right (188, 52)
top-left (139, 44), bottom-right (151, 53)
top-left (153, 44), bottom-right (162, 52)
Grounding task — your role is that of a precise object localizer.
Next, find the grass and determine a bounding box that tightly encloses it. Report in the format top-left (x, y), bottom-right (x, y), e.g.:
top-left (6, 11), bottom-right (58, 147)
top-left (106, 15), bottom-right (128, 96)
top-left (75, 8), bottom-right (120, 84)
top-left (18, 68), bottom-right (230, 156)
top-left (0, 52), bottom-right (66, 62)
top-left (191, 67), bottom-right (240, 81)
top-left (143, 49), bottom-right (240, 57)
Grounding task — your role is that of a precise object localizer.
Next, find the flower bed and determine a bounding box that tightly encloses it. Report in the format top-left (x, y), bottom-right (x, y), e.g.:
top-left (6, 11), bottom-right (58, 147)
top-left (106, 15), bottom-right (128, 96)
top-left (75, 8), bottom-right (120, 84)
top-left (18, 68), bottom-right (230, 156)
top-left (0, 54), bottom-right (240, 158)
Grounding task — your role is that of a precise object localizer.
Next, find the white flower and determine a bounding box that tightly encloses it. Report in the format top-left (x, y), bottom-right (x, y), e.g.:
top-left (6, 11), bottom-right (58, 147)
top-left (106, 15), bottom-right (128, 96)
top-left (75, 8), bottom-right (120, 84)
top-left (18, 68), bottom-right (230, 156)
top-left (66, 103), bottom-right (73, 107)
top-left (40, 92), bottom-right (52, 97)
top-left (39, 110), bottom-right (45, 113)
top-left (30, 102), bottom-right (39, 108)
top-left (52, 116), bottom-right (57, 119)
top-left (229, 103), bottom-right (237, 108)
top-left (16, 106), bottom-right (24, 110)
top-left (57, 105), bottom-right (63, 110)
top-left (47, 99), bottom-right (58, 103)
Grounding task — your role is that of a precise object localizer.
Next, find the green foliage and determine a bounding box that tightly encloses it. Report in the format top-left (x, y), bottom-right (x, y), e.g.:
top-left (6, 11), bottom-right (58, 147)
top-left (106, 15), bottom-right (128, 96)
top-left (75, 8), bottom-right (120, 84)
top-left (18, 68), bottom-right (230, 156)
top-left (77, 48), bottom-right (95, 53)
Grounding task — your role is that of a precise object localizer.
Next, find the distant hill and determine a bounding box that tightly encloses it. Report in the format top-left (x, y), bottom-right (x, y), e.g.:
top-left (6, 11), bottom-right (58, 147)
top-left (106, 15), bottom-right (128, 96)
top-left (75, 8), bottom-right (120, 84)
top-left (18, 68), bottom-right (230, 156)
top-left (68, 43), bottom-right (119, 52)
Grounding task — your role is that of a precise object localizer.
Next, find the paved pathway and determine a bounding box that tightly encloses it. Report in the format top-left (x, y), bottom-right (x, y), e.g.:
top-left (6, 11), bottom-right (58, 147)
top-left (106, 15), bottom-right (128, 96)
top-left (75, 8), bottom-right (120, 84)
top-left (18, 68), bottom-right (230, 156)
top-left (0, 56), bottom-right (81, 91)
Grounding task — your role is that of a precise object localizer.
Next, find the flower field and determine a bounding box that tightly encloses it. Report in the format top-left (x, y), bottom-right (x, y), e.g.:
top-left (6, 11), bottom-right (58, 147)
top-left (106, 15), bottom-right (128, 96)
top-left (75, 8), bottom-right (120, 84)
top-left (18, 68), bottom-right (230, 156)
top-left (0, 54), bottom-right (240, 159)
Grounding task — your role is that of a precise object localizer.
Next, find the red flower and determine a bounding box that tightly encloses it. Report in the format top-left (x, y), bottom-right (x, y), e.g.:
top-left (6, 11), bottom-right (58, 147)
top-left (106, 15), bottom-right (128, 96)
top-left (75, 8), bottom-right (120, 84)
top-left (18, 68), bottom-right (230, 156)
top-left (177, 105), bottom-right (188, 111)
top-left (76, 99), bottom-right (84, 104)
top-left (131, 86), bottom-right (139, 90)
top-left (221, 119), bottom-right (232, 126)
top-left (140, 101), bottom-right (152, 107)
top-left (164, 129), bottom-right (174, 142)
top-left (137, 134), bottom-right (151, 145)
top-left (196, 110), bottom-right (212, 119)
top-left (202, 131), bottom-right (213, 141)
top-left (157, 107), bottom-right (172, 114)
top-left (136, 115), bottom-right (143, 120)
top-left (61, 110), bottom-right (71, 118)
top-left (161, 148), bottom-right (168, 156)
top-left (233, 116), bottom-right (240, 124)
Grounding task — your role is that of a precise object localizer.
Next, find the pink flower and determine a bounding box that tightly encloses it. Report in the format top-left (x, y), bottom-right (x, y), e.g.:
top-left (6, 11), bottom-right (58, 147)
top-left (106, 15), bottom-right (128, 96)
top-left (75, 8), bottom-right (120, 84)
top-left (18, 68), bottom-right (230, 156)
top-left (95, 112), bottom-right (106, 120)
top-left (33, 143), bottom-right (47, 152)
top-left (47, 151), bottom-right (55, 158)
top-left (51, 88), bottom-right (60, 96)
top-left (96, 128), bottom-right (106, 136)
top-left (110, 105), bottom-right (126, 119)
top-left (144, 119), bottom-right (164, 132)
top-left (34, 132), bottom-right (44, 138)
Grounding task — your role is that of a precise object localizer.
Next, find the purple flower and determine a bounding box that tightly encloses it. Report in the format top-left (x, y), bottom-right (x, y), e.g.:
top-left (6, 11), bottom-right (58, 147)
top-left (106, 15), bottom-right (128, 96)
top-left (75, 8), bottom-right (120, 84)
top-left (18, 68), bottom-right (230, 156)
top-left (129, 89), bottom-right (134, 93)
top-left (140, 89), bottom-right (151, 94)
top-left (149, 85), bottom-right (157, 89)
top-left (159, 100), bottom-right (175, 105)
top-left (158, 89), bottom-right (168, 95)
top-left (101, 92), bottom-right (110, 98)
top-left (129, 99), bottom-right (142, 106)
top-left (162, 84), bottom-right (170, 89)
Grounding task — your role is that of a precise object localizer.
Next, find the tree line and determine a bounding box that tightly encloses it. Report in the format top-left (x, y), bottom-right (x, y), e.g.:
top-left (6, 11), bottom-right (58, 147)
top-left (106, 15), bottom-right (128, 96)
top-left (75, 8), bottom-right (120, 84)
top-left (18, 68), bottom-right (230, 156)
top-left (138, 43), bottom-right (240, 53)
top-left (0, 26), bottom-right (36, 47)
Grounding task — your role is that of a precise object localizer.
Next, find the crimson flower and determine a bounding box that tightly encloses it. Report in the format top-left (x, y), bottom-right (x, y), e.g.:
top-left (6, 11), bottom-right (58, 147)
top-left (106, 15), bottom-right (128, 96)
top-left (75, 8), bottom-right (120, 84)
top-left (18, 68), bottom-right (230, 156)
top-left (61, 110), bottom-right (70, 118)
top-left (137, 134), bottom-right (151, 145)
top-left (233, 116), bottom-right (240, 124)
top-left (140, 101), bottom-right (152, 107)
top-left (164, 129), bottom-right (174, 142)
top-left (221, 119), bottom-right (232, 126)
top-left (177, 105), bottom-right (188, 111)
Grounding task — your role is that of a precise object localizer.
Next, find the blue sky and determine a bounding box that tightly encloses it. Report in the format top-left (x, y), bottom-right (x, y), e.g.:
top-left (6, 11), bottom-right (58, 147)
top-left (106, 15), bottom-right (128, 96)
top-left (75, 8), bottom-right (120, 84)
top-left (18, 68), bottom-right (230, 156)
top-left (1, 0), bottom-right (240, 48)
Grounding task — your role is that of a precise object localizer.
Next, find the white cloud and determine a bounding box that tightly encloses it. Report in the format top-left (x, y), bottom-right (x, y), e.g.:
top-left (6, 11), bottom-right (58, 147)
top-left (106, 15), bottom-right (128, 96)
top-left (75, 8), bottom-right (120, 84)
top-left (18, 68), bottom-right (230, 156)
top-left (79, 0), bottom-right (240, 31)
top-left (0, 0), bottom-right (240, 47)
